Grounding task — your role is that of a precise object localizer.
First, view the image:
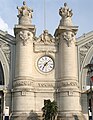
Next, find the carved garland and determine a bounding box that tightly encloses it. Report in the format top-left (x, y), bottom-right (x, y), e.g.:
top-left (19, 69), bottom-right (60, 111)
top-left (13, 80), bottom-right (34, 88)
top-left (60, 81), bottom-right (78, 87)
top-left (13, 81), bottom-right (78, 88)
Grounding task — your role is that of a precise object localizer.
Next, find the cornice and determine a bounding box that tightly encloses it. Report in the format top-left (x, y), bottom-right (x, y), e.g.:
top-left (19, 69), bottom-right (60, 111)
top-left (0, 30), bottom-right (15, 45)
top-left (76, 31), bottom-right (93, 46)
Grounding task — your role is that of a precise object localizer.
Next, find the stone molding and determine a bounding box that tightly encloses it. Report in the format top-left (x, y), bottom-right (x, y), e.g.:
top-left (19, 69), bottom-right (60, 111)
top-left (14, 76), bottom-right (33, 80)
top-left (0, 41), bottom-right (10, 64)
top-left (33, 43), bottom-right (58, 53)
top-left (59, 81), bottom-right (79, 88)
top-left (59, 90), bottom-right (80, 96)
top-left (13, 80), bottom-right (34, 88)
top-left (36, 82), bottom-right (55, 88)
top-left (79, 40), bottom-right (93, 70)
top-left (13, 78), bottom-right (78, 89)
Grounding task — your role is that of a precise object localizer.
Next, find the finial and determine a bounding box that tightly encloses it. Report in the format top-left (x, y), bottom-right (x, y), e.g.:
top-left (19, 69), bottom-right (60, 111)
top-left (17, 1), bottom-right (33, 25)
top-left (59, 3), bottom-right (73, 26)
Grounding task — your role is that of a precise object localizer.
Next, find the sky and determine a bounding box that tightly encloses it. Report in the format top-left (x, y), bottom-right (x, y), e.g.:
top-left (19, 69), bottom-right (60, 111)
top-left (0, 0), bottom-right (93, 38)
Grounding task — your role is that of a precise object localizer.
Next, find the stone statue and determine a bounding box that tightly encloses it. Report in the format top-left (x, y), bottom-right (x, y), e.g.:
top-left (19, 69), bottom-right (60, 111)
top-left (37, 30), bottom-right (55, 44)
top-left (17, 1), bottom-right (33, 18)
top-left (59, 3), bottom-right (73, 26)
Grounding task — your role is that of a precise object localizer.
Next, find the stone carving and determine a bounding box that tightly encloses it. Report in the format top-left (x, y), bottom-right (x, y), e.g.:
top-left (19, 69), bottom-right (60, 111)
top-left (69, 90), bottom-right (73, 96)
top-left (59, 3), bottom-right (73, 26)
top-left (17, 1), bottom-right (33, 19)
top-left (62, 32), bottom-right (75, 47)
top-left (19, 30), bottom-right (32, 45)
top-left (60, 81), bottom-right (78, 87)
top-left (36, 30), bottom-right (55, 44)
top-left (79, 40), bottom-right (93, 70)
top-left (0, 41), bottom-right (10, 64)
top-left (37, 83), bottom-right (54, 88)
top-left (13, 80), bottom-right (34, 88)
top-left (17, 1), bottom-right (33, 25)
top-left (21, 90), bottom-right (26, 96)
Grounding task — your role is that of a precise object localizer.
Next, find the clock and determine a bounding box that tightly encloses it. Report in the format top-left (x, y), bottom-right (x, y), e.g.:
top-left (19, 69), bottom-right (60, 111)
top-left (37, 56), bottom-right (54, 73)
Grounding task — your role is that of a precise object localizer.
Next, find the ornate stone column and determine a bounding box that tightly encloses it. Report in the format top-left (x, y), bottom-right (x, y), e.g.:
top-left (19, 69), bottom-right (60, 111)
top-left (55, 3), bottom-right (85, 119)
top-left (12, 1), bottom-right (36, 120)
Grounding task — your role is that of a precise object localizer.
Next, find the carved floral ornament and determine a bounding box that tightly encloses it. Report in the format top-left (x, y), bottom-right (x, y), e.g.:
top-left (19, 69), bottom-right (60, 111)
top-left (62, 31), bottom-right (75, 47)
top-left (18, 30), bottom-right (32, 45)
top-left (35, 30), bottom-right (56, 45)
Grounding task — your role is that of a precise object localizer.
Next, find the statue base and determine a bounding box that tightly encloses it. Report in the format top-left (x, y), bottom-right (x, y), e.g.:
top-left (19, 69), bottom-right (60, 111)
top-left (19, 16), bottom-right (31, 25)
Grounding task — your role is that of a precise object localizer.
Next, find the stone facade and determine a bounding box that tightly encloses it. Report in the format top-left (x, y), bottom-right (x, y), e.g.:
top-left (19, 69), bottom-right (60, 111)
top-left (0, 1), bottom-right (92, 120)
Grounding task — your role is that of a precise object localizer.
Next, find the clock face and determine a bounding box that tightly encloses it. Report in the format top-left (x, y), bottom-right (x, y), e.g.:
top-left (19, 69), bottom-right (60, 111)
top-left (37, 56), bottom-right (54, 73)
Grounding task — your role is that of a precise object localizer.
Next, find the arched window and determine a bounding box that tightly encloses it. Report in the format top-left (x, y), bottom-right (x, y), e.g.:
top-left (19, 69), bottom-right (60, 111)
top-left (0, 62), bottom-right (4, 85)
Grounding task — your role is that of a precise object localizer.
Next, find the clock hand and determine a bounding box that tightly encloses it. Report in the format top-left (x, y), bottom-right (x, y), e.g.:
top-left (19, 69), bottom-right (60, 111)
top-left (42, 62), bottom-right (47, 70)
top-left (42, 60), bottom-right (51, 70)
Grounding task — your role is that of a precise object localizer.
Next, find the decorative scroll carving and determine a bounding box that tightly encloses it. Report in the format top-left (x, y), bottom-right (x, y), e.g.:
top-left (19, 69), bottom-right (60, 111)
top-left (13, 81), bottom-right (78, 88)
top-left (37, 83), bottom-right (55, 88)
top-left (79, 40), bottom-right (93, 70)
top-left (60, 81), bottom-right (78, 87)
top-left (0, 41), bottom-right (10, 64)
top-left (17, 1), bottom-right (33, 19)
top-left (59, 3), bottom-right (73, 26)
top-left (36, 30), bottom-right (55, 45)
top-left (62, 32), bottom-right (75, 47)
top-left (13, 80), bottom-right (34, 88)
top-left (18, 30), bottom-right (32, 45)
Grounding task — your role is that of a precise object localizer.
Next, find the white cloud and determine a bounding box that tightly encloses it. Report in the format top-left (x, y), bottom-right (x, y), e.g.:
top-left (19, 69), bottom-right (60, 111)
top-left (0, 16), bottom-right (14, 36)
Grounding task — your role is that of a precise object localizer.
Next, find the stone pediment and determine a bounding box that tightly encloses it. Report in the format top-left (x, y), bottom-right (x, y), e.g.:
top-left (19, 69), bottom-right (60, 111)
top-left (34, 30), bottom-right (58, 53)
top-left (35, 30), bottom-right (56, 45)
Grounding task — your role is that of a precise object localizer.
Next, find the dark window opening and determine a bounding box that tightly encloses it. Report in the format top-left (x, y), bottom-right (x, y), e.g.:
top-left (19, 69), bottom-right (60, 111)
top-left (0, 62), bottom-right (4, 85)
